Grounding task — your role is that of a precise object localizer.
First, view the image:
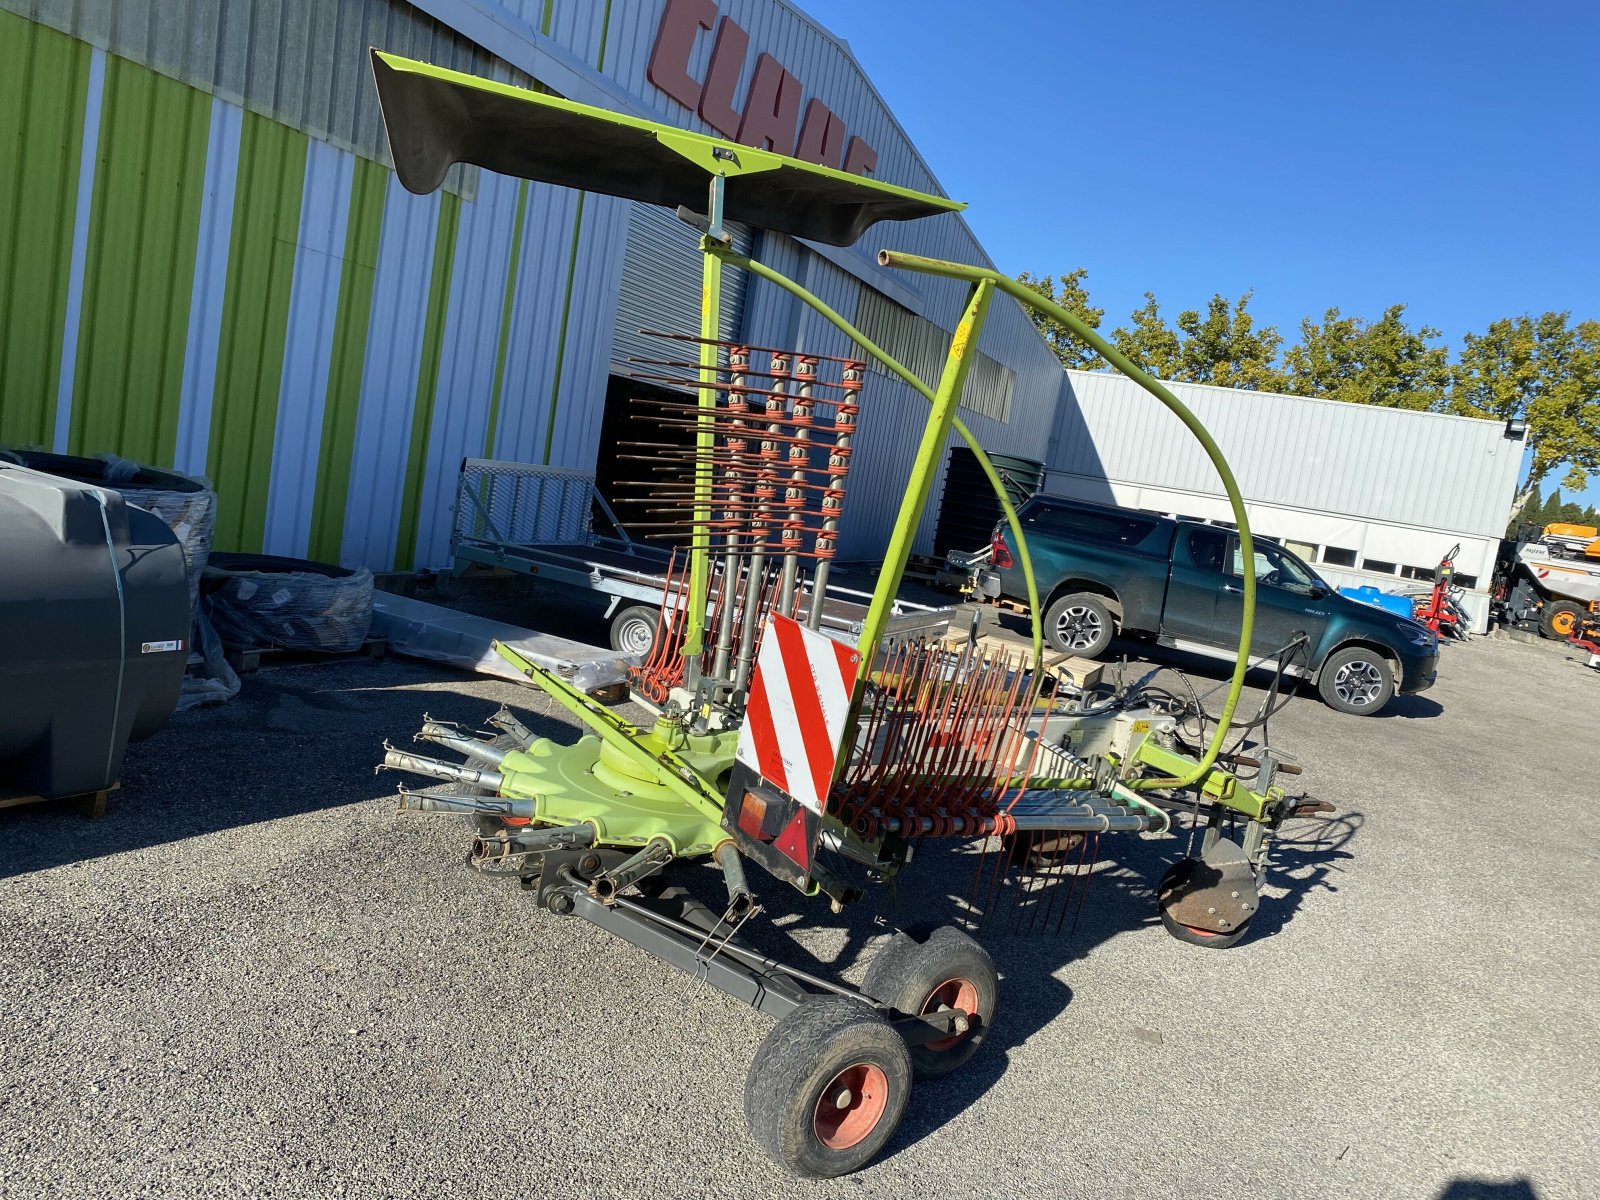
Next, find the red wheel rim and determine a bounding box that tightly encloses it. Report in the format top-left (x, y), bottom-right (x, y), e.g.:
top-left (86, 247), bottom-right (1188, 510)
top-left (1182, 923), bottom-right (1224, 938)
top-left (813, 1063), bottom-right (889, 1150)
top-left (920, 977), bottom-right (980, 1053)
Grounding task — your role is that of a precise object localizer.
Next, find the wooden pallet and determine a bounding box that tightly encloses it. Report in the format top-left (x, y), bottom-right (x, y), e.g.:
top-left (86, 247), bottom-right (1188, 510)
top-left (938, 630), bottom-right (1104, 691)
top-left (0, 781), bottom-right (117, 818)
top-left (227, 635), bottom-right (389, 674)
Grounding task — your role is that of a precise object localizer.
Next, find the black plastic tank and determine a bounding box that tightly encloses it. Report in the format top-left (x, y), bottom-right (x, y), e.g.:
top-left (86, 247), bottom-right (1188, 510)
top-left (932, 447), bottom-right (1046, 557)
top-left (0, 463), bottom-right (189, 798)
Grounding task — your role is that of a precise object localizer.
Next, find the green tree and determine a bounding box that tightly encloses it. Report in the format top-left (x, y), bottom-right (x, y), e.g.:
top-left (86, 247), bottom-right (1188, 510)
top-left (1110, 292), bottom-right (1183, 379)
top-left (1015, 270), bottom-right (1105, 370)
top-left (1448, 313), bottom-right (1600, 518)
top-left (1173, 292), bottom-right (1287, 391)
top-left (1282, 305), bottom-right (1451, 411)
top-left (1108, 291), bottom-right (1285, 388)
top-left (1505, 488), bottom-right (1543, 535)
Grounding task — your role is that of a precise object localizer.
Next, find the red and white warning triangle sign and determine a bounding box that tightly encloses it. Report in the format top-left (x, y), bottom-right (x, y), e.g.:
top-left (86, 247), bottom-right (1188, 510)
top-left (737, 614), bottom-right (860, 814)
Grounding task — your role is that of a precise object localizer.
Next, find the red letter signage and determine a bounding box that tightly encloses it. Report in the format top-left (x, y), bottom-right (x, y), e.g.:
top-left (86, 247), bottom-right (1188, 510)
top-left (697, 16), bottom-right (750, 138)
top-left (647, 0), bottom-right (716, 111)
top-left (648, 3), bottom-right (883, 179)
top-left (795, 98), bottom-right (845, 168)
top-left (737, 53), bottom-right (803, 156)
top-left (842, 136), bottom-right (877, 177)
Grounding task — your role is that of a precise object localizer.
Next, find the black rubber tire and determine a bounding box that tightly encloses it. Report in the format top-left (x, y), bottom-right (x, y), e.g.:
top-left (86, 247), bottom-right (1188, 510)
top-left (609, 604), bottom-right (660, 656)
top-left (1315, 645), bottom-right (1395, 716)
top-left (2, 449), bottom-right (204, 495)
top-left (860, 926), bottom-right (997, 1079)
top-left (204, 551), bottom-right (355, 579)
top-left (1540, 600), bottom-right (1586, 641)
top-left (1155, 861), bottom-right (1251, 949)
top-left (744, 996), bottom-right (912, 1179)
top-left (1043, 592), bottom-right (1116, 659)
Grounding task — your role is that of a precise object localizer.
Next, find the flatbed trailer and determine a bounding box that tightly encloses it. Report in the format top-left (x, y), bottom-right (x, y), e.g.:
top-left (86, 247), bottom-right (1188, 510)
top-left (450, 458), bottom-right (953, 654)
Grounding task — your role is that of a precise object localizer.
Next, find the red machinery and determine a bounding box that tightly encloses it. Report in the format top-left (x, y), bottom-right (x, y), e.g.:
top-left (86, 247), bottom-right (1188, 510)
top-left (1413, 543), bottom-right (1469, 640)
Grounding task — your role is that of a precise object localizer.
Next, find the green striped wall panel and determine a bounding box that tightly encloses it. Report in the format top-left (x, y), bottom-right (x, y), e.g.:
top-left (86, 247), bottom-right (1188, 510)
top-left (68, 56), bottom-right (210, 465)
top-left (207, 112), bottom-right (308, 552)
top-left (392, 192), bottom-right (462, 570)
top-left (306, 155), bottom-right (387, 564)
top-left (0, 11), bottom-right (88, 447)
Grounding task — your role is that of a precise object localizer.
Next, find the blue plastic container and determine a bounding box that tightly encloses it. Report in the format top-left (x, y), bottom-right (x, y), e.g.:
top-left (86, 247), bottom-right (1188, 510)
top-left (1337, 585), bottom-right (1416, 620)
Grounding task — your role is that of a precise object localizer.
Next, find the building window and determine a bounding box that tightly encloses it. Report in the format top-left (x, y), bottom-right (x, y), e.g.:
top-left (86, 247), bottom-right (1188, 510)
top-left (851, 289), bottom-right (1011, 422)
top-left (1322, 546), bottom-right (1357, 567)
top-left (1401, 565), bottom-right (1434, 580)
top-left (855, 288), bottom-right (1014, 422)
top-left (1363, 559), bottom-right (1397, 574)
top-left (1285, 539), bottom-right (1317, 561)
top-left (1455, 573), bottom-right (1478, 589)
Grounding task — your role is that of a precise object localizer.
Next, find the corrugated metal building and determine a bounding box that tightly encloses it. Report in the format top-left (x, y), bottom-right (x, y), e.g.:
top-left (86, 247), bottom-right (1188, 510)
top-left (1046, 370), bottom-right (1524, 632)
top-left (0, 0), bottom-right (1067, 573)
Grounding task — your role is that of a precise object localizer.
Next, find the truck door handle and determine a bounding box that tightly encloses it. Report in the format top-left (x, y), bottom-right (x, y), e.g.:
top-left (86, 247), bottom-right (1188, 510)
top-left (1222, 583), bottom-right (1242, 594)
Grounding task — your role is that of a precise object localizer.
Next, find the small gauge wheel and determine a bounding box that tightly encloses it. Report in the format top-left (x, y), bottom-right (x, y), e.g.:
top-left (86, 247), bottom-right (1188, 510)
top-left (744, 996), bottom-right (911, 1178)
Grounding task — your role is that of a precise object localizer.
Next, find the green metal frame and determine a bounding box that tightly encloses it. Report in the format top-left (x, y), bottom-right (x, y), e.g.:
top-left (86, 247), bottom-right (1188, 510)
top-left (371, 50), bottom-right (1266, 860)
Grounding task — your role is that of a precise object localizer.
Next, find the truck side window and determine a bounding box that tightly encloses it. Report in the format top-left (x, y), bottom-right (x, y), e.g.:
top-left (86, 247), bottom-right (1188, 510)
top-left (1186, 527), bottom-right (1227, 574)
top-left (1028, 504), bottom-right (1159, 546)
top-left (1229, 541), bottom-right (1319, 592)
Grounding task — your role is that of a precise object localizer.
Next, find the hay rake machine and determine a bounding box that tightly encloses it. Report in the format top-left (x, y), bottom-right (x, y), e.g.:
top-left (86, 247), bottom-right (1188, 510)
top-left (369, 51), bottom-right (1329, 1177)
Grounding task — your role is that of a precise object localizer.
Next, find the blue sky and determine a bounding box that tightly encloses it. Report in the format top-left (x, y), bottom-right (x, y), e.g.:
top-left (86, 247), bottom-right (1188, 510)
top-left (798, 0), bottom-right (1600, 506)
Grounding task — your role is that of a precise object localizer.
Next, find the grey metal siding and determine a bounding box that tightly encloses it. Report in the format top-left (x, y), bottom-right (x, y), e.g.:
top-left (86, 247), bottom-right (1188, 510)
top-left (6, 0), bottom-right (1073, 574)
top-left (1, 0), bottom-right (515, 191)
top-left (612, 202), bottom-right (754, 381)
top-left (1049, 370), bottom-right (1523, 539)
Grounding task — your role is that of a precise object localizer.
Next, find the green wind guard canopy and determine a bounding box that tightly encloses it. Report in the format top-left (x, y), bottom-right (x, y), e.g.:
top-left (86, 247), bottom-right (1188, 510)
top-left (369, 50), bottom-right (963, 246)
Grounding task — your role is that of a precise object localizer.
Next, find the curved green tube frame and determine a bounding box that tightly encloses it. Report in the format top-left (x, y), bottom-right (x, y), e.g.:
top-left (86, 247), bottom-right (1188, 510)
top-left (709, 240), bottom-right (1257, 793)
top-left (876, 251), bottom-right (1256, 791)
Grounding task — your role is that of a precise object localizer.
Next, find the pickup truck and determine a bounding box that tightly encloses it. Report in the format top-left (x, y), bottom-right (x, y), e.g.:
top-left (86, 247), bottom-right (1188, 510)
top-left (978, 494), bottom-right (1439, 715)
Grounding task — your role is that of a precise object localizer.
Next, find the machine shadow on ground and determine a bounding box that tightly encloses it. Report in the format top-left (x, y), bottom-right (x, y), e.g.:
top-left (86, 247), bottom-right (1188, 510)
top-left (0, 658), bottom-right (578, 881)
top-left (1, 647), bottom-right (1363, 1159)
top-left (657, 792), bottom-right (1363, 1158)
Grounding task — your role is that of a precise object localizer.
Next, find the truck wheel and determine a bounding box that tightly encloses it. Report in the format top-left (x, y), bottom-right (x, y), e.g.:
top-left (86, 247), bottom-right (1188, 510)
top-left (1316, 646), bottom-right (1394, 715)
top-left (1043, 593), bottom-right (1115, 658)
top-left (1540, 600), bottom-right (1585, 640)
top-left (608, 604), bottom-right (659, 655)
top-left (744, 996), bottom-right (911, 1178)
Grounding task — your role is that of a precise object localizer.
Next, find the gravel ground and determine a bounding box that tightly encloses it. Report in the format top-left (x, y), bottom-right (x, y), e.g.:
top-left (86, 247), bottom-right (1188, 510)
top-left (2, 628), bottom-right (1596, 1200)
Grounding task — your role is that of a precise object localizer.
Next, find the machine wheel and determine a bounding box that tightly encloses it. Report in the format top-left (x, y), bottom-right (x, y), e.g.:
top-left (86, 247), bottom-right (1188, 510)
top-left (1316, 645), bottom-right (1394, 715)
top-left (861, 926), bottom-right (997, 1079)
top-left (1541, 600), bottom-right (1585, 641)
top-left (1155, 861), bottom-right (1251, 949)
top-left (745, 996), bottom-right (911, 1178)
top-left (608, 604), bottom-right (660, 656)
top-left (1043, 592), bottom-right (1115, 659)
